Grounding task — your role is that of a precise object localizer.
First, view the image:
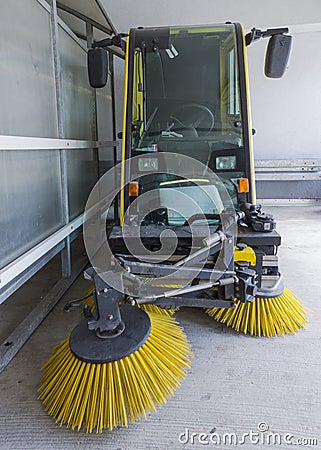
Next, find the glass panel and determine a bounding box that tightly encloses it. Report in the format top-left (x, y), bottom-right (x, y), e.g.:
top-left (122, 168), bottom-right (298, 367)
top-left (131, 24), bottom-right (243, 159)
top-left (0, 0), bottom-right (58, 137)
top-left (67, 149), bottom-right (97, 220)
top-left (0, 150), bottom-right (63, 269)
top-left (0, 1), bottom-right (63, 269)
top-left (228, 48), bottom-right (240, 116)
top-left (59, 26), bottom-right (93, 140)
top-left (129, 25), bottom-right (244, 225)
top-left (97, 79), bottom-right (114, 141)
top-left (59, 26), bottom-right (98, 219)
top-left (96, 75), bottom-right (115, 176)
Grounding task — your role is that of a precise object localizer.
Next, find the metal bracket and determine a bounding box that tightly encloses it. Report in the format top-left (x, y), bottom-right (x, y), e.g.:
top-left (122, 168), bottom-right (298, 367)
top-left (245, 27), bottom-right (289, 46)
top-left (154, 297), bottom-right (236, 309)
top-left (93, 33), bottom-right (127, 51)
top-left (83, 268), bottom-right (126, 335)
top-left (87, 289), bottom-right (124, 335)
top-left (119, 258), bottom-right (235, 280)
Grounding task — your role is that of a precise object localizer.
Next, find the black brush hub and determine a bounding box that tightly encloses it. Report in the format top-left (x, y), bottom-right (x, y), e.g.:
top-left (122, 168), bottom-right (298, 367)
top-left (69, 305), bottom-right (151, 364)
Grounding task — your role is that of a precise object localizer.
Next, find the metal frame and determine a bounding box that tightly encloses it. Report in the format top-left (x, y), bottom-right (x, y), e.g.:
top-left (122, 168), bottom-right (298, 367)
top-left (1, 214), bottom-right (84, 294)
top-left (86, 22), bottom-right (100, 182)
top-left (54, 1), bottom-right (124, 58)
top-left (0, 135), bottom-right (116, 150)
top-left (36, 0), bottom-right (88, 51)
top-left (57, 15), bottom-right (90, 51)
top-left (56, 1), bottom-right (115, 36)
top-left (51, 0), bottom-right (72, 278)
top-left (35, 0), bottom-right (52, 13)
top-left (109, 52), bottom-right (120, 218)
top-left (95, 0), bottom-right (117, 35)
top-left (0, 0), bottom-right (121, 373)
top-left (259, 198), bottom-right (321, 205)
top-left (255, 159), bottom-right (321, 181)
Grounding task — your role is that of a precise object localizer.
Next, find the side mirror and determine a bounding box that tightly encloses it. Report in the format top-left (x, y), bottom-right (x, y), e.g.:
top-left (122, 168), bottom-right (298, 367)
top-left (265, 34), bottom-right (292, 78)
top-left (87, 48), bottom-right (108, 88)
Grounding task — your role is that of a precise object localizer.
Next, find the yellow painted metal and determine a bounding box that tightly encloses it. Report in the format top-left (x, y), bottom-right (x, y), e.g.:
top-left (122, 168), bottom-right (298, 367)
top-left (206, 288), bottom-right (308, 337)
top-left (219, 33), bottom-right (235, 133)
top-left (241, 24), bottom-right (257, 203)
top-left (120, 33), bottom-right (130, 225)
top-left (150, 283), bottom-right (182, 288)
top-left (170, 25), bottom-right (233, 35)
top-left (38, 312), bottom-right (192, 433)
top-left (219, 42), bottom-right (227, 130)
top-left (234, 245), bottom-right (256, 266)
top-left (132, 49), bottom-right (144, 126)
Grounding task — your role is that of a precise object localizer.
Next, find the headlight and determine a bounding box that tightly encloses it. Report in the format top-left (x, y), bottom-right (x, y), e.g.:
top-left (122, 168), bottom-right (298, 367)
top-left (215, 155), bottom-right (237, 170)
top-left (138, 157), bottom-right (159, 171)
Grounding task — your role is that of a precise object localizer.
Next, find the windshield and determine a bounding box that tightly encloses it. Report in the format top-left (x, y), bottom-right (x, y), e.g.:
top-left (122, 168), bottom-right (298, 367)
top-left (131, 25), bottom-right (244, 174)
top-left (128, 25), bottom-right (244, 226)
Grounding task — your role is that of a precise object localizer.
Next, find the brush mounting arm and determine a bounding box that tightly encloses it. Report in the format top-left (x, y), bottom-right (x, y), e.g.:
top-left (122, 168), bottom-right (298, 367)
top-left (83, 270), bottom-right (126, 337)
top-left (153, 297), bottom-right (236, 309)
top-left (87, 289), bottom-right (125, 337)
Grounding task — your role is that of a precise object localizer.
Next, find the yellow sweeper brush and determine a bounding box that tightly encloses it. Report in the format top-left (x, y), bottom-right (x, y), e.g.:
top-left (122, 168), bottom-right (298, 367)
top-left (206, 288), bottom-right (307, 337)
top-left (38, 295), bottom-right (192, 433)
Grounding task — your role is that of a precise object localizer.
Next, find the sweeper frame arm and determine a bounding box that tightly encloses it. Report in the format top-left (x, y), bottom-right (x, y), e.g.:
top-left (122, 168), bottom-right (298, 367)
top-left (84, 209), bottom-right (259, 315)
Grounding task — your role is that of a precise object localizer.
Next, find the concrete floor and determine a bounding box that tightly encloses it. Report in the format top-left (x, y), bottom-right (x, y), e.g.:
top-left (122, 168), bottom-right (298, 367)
top-left (0, 204), bottom-right (321, 450)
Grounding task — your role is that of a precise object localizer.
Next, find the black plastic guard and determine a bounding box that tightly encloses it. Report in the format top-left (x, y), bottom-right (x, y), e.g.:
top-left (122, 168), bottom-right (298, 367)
top-left (69, 305), bottom-right (151, 364)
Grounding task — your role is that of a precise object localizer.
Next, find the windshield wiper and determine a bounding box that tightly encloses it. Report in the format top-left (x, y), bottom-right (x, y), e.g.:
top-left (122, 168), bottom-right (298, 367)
top-left (137, 107), bottom-right (158, 148)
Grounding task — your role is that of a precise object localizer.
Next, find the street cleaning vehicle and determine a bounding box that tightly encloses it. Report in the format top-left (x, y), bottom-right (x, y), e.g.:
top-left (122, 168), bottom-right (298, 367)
top-left (39, 23), bottom-right (307, 433)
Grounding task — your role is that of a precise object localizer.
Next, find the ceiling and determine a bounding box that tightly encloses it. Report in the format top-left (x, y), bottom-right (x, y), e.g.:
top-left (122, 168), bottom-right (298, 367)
top-left (56, 0), bottom-right (124, 57)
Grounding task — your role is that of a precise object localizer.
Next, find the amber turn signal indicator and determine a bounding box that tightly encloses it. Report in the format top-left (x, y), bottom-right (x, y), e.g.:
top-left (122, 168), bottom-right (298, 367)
top-left (129, 181), bottom-right (139, 196)
top-left (237, 178), bottom-right (249, 193)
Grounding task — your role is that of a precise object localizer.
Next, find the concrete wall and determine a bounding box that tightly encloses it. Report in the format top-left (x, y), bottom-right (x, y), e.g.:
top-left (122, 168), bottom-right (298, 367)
top-left (101, 0), bottom-right (321, 197)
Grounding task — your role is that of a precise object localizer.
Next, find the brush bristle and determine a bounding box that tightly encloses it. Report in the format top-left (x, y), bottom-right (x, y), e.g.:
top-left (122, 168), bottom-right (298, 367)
top-left (38, 312), bottom-right (192, 433)
top-left (83, 286), bottom-right (176, 316)
top-left (206, 288), bottom-right (308, 337)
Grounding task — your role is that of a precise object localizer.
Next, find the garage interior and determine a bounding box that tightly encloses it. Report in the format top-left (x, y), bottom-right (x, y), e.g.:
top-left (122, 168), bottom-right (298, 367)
top-left (0, 1), bottom-right (321, 449)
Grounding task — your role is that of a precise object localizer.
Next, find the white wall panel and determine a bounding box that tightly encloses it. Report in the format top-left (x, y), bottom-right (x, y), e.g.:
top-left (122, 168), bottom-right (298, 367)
top-left (59, 25), bottom-right (93, 139)
top-left (0, 149), bottom-right (63, 270)
top-left (0, 0), bottom-right (58, 137)
top-left (58, 25), bottom-right (99, 219)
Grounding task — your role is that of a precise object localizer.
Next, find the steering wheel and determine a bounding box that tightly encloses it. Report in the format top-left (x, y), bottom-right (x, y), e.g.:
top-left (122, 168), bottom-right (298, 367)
top-left (167, 103), bottom-right (215, 137)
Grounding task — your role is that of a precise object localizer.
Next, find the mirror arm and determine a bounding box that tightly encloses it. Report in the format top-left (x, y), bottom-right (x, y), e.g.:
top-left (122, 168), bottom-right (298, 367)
top-left (262, 28), bottom-right (289, 38)
top-left (245, 27), bottom-right (289, 46)
top-left (93, 33), bottom-right (128, 51)
top-left (245, 28), bottom-right (263, 46)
